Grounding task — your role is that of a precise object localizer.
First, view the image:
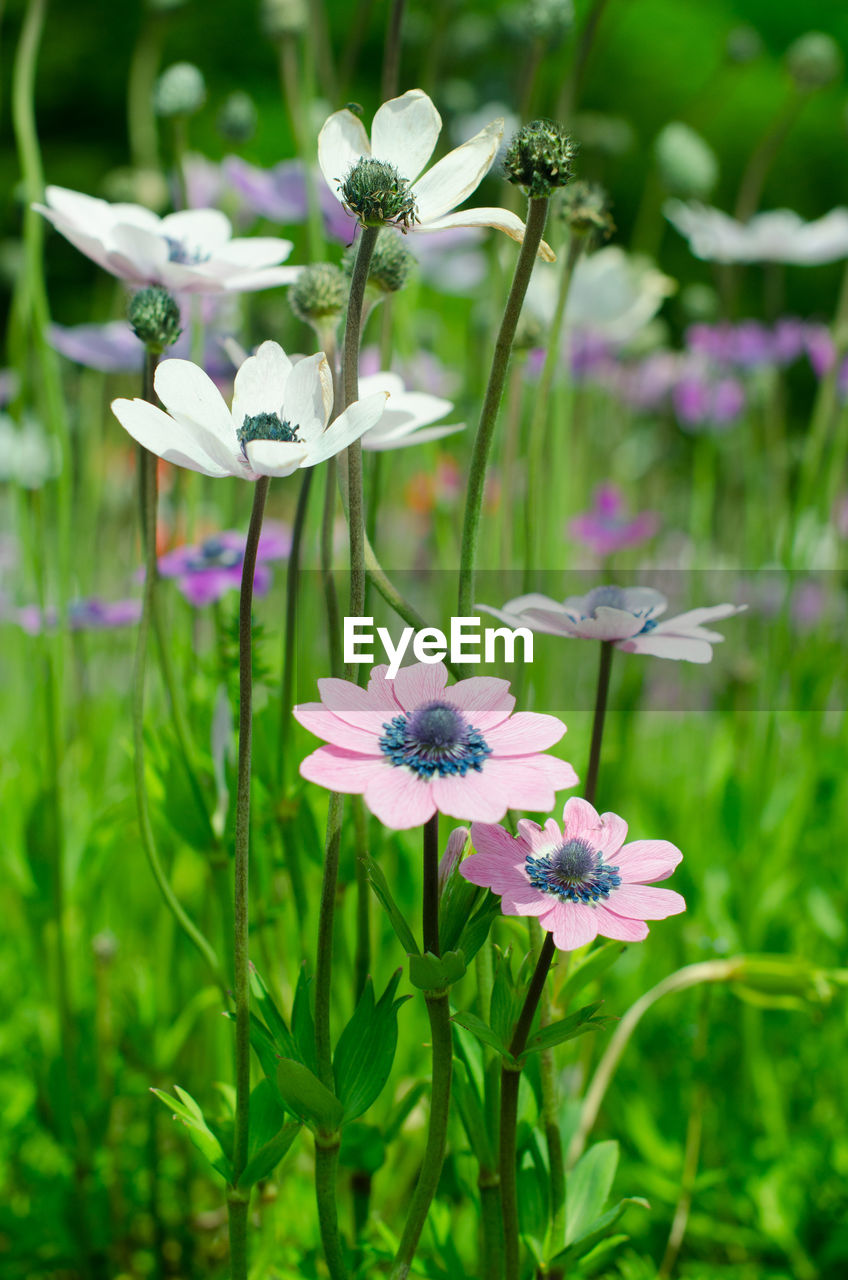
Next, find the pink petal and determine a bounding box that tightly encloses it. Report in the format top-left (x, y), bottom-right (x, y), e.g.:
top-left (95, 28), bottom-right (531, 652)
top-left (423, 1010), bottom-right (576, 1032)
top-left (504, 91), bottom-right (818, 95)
top-left (486, 711), bottom-right (567, 754)
top-left (293, 702), bottom-right (383, 754)
top-left (299, 745), bottom-right (385, 793)
top-left (315, 676), bottom-right (394, 734)
top-left (468, 820), bottom-right (526, 864)
top-left (540, 900), bottom-right (599, 951)
top-left (363, 767), bottom-right (437, 829)
top-left (593, 907), bottom-right (650, 942)
top-left (561, 797), bottom-right (603, 839)
top-left (430, 769), bottom-right (509, 822)
top-left (607, 883), bottom-right (686, 920)
top-left (442, 676), bottom-right (515, 729)
top-left (516, 816), bottom-right (562, 855)
top-left (460, 854), bottom-right (536, 905)
top-left (366, 664), bottom-right (404, 712)
top-left (486, 755), bottom-right (578, 813)
top-left (614, 839), bottom-right (683, 884)
top-left (593, 811), bottom-right (628, 859)
top-left (391, 661), bottom-right (449, 710)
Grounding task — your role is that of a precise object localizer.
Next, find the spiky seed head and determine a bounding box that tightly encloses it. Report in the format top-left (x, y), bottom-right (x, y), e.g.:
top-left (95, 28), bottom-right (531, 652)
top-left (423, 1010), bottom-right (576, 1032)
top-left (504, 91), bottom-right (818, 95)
top-left (153, 63), bottom-right (206, 118)
top-left (339, 158), bottom-right (418, 231)
top-left (128, 286), bottom-right (182, 353)
top-left (342, 229), bottom-right (416, 293)
top-left (289, 263), bottom-right (348, 327)
top-left (504, 120), bottom-right (574, 198)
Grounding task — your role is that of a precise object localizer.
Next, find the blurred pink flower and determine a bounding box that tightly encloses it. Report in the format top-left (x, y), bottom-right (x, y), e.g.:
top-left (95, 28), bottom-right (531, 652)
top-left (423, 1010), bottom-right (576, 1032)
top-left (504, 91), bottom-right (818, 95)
top-left (157, 523), bottom-right (291, 606)
top-left (461, 796), bottom-right (685, 950)
top-left (568, 484), bottom-right (659, 556)
top-left (294, 661), bottom-right (577, 829)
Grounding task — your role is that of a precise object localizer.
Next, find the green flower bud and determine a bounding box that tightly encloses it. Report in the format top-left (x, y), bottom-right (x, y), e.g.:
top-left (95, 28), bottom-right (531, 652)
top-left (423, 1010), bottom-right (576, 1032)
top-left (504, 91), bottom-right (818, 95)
top-left (513, 313), bottom-right (546, 351)
top-left (503, 119), bottom-right (574, 198)
top-left (261, 0), bottom-right (308, 38)
top-left (559, 179), bottom-right (614, 243)
top-left (217, 91), bottom-right (258, 143)
top-left (289, 263), bottom-right (347, 328)
top-left (153, 63), bottom-right (206, 118)
top-left (342, 229), bottom-right (416, 294)
top-left (654, 122), bottom-right (718, 200)
top-left (786, 32), bottom-right (842, 92)
top-left (680, 282), bottom-right (719, 322)
top-left (128, 286), bottom-right (182, 353)
top-left (726, 25), bottom-right (762, 65)
top-left (505, 0), bottom-right (574, 44)
top-left (339, 157), bottom-right (418, 231)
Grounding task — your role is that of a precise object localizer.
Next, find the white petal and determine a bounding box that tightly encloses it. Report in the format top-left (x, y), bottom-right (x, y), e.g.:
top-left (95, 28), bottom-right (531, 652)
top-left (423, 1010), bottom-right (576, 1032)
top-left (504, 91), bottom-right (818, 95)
top-left (415, 207), bottom-right (556, 261)
top-left (35, 207), bottom-right (125, 277)
top-left (284, 351), bottom-right (331, 440)
top-left (160, 208), bottom-right (233, 248)
top-left (207, 236), bottom-right (295, 269)
top-left (154, 358), bottom-right (240, 473)
top-left (318, 109), bottom-right (372, 201)
top-left (303, 391), bottom-right (389, 466)
top-left (370, 89), bottom-right (442, 181)
top-left (108, 223), bottom-right (170, 282)
top-left (111, 398), bottom-right (233, 476)
top-left (413, 119), bottom-right (503, 222)
top-left (214, 265), bottom-right (302, 292)
top-left (232, 341), bottom-right (293, 424)
top-left (46, 186), bottom-right (161, 235)
top-left (362, 421), bottom-right (463, 451)
top-left (358, 371), bottom-right (407, 399)
top-left (244, 439), bottom-right (309, 477)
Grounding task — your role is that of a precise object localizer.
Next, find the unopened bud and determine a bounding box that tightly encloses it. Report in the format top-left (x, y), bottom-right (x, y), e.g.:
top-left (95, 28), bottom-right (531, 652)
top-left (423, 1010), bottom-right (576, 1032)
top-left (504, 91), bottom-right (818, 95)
top-left (438, 827), bottom-right (470, 895)
top-left (504, 119), bottom-right (574, 198)
top-left (559, 179), bottom-right (614, 243)
top-left (261, 0), bottom-right (308, 38)
top-left (340, 157), bottom-right (418, 231)
top-left (153, 63), bottom-right (206, 118)
top-left (217, 92), bottom-right (258, 143)
top-left (786, 32), bottom-right (842, 92)
top-left (343, 229), bottom-right (416, 294)
top-left (726, 25), bottom-right (762, 65)
top-left (128, 286), bottom-right (182, 353)
top-left (289, 263), bottom-right (347, 328)
top-left (655, 122), bottom-right (718, 199)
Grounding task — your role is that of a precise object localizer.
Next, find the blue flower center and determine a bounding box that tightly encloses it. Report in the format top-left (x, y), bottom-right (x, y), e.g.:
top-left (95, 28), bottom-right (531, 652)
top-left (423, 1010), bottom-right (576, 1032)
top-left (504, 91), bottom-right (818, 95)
top-left (379, 699), bottom-right (492, 780)
top-left (185, 536), bottom-right (242, 571)
top-left (165, 237), bottom-right (212, 265)
top-left (525, 837), bottom-right (621, 904)
top-left (237, 411), bottom-right (302, 450)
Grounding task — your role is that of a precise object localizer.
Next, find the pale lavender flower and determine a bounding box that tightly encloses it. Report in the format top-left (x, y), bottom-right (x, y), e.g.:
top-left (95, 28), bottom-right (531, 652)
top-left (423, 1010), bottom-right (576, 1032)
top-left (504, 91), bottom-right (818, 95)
top-left (49, 319), bottom-right (233, 379)
top-left (157, 523), bottom-right (291, 606)
top-left (13, 598), bottom-right (142, 634)
top-left (672, 366), bottom-right (745, 432)
top-left (223, 155), bottom-right (355, 243)
top-left (568, 484), bottom-right (660, 556)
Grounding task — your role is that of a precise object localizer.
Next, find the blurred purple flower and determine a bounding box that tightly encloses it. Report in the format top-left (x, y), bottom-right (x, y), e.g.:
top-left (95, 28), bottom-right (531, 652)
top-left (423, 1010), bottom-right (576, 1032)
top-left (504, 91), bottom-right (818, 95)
top-left (50, 318), bottom-right (235, 379)
top-left (673, 365), bottom-right (745, 431)
top-left (568, 483), bottom-right (660, 556)
top-left (805, 324), bottom-right (836, 377)
top-left (223, 156), bottom-right (356, 243)
top-left (158, 522), bottom-right (291, 606)
top-left (13, 597), bottom-right (142, 634)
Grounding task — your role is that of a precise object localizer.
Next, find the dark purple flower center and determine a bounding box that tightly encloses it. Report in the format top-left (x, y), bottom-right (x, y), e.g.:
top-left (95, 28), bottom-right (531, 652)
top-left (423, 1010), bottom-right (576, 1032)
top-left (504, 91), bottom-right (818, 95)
top-left (525, 837), bottom-right (621, 904)
top-left (237, 411), bottom-right (302, 450)
top-left (185, 536), bottom-right (243, 571)
top-left (379, 699), bottom-right (492, 779)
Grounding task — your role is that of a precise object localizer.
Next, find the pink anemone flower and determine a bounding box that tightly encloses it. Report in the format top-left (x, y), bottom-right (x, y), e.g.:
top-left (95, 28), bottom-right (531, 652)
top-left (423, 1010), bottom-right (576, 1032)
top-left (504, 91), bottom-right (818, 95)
top-left (462, 797), bottom-right (685, 950)
top-left (293, 661), bottom-right (578, 830)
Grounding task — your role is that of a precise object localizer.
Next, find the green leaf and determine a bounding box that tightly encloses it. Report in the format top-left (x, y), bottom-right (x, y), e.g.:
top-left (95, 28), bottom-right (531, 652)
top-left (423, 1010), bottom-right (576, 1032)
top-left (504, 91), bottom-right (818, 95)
top-left (291, 965), bottom-right (318, 1075)
top-left (450, 1009), bottom-right (513, 1062)
top-left (456, 892), bottom-right (502, 966)
top-left (408, 949), bottom-right (467, 991)
top-left (339, 1122), bottom-right (386, 1175)
top-left (451, 1057), bottom-right (496, 1169)
top-left (364, 855), bottom-right (420, 956)
top-left (333, 971), bottom-right (410, 1122)
top-left (247, 1078), bottom-right (286, 1158)
top-left (238, 1122), bottom-right (301, 1189)
top-left (151, 1087), bottom-right (232, 1183)
top-left (249, 966), bottom-right (298, 1060)
top-left (564, 1140), bottom-right (619, 1246)
top-left (560, 943), bottom-right (626, 1009)
top-left (551, 1199), bottom-right (649, 1266)
top-left (522, 1002), bottom-right (612, 1058)
top-left (275, 1058), bottom-right (343, 1132)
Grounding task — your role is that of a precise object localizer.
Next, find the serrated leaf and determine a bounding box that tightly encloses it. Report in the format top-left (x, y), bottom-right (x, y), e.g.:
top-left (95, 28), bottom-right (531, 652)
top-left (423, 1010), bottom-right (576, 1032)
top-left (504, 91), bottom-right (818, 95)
top-left (564, 1140), bottom-right (619, 1246)
top-left (151, 1087), bottom-right (232, 1183)
top-left (522, 1002), bottom-right (611, 1058)
top-left (238, 1122), bottom-right (301, 1188)
top-left (275, 1058), bottom-right (343, 1132)
top-left (333, 971), bottom-right (410, 1121)
top-left (408, 949), bottom-right (467, 991)
top-left (450, 1009), bottom-right (513, 1062)
top-left (364, 855), bottom-right (420, 956)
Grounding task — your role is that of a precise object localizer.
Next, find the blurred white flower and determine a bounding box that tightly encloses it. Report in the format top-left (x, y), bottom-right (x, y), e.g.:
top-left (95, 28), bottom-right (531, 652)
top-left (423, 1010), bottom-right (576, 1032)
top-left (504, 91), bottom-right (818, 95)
top-left (111, 341), bottom-right (387, 479)
top-left (318, 88), bottom-right (555, 260)
top-left (665, 200), bottom-right (848, 265)
top-left (35, 187), bottom-right (299, 293)
top-left (0, 414), bottom-right (59, 488)
top-left (527, 247), bottom-right (675, 343)
top-left (357, 372), bottom-right (463, 451)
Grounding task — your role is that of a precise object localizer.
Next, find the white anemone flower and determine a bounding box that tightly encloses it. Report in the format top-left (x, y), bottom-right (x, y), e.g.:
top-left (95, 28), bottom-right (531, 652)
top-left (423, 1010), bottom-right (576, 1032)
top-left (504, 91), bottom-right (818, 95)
top-left (665, 199), bottom-right (848, 265)
top-left (478, 586), bottom-right (745, 663)
top-left (318, 88), bottom-right (555, 262)
top-left (527, 247), bottom-right (675, 344)
top-left (357, 372), bottom-right (464, 451)
top-left (111, 341), bottom-right (388, 479)
top-left (35, 187), bottom-right (299, 294)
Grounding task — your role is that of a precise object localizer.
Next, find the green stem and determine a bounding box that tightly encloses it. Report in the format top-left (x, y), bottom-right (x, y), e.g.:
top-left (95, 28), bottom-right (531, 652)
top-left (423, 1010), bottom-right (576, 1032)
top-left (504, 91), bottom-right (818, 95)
top-left (353, 799), bottom-right (371, 1000)
top-left (132, 357), bottom-right (224, 992)
top-left (315, 793), bottom-right (343, 1087)
top-left (422, 812), bottom-right (440, 956)
top-left (232, 476), bottom-right (270, 1180)
top-left (795, 259), bottom-right (848, 535)
top-left (381, 0), bottom-right (406, 100)
top-left (524, 235), bottom-right (583, 581)
top-left (126, 11), bottom-right (161, 170)
top-left (227, 1191), bottom-right (250, 1280)
top-left (322, 458), bottom-right (343, 676)
top-left (734, 92), bottom-right (804, 223)
top-left (279, 467), bottom-right (314, 788)
top-left (279, 33), bottom-right (325, 262)
top-left (315, 1136), bottom-right (347, 1280)
top-left (584, 641), bottom-right (613, 807)
top-left (458, 197), bottom-right (550, 619)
